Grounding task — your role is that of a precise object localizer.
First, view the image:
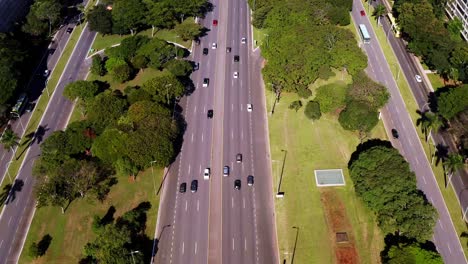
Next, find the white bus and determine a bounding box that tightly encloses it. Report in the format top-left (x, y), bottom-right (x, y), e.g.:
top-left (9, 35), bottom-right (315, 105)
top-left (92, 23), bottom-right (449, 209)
top-left (358, 24), bottom-right (371, 44)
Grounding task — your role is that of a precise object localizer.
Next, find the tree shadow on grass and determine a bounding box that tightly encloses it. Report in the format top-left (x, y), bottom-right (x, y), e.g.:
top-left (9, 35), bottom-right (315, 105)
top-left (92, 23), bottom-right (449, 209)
top-left (37, 234), bottom-right (53, 256)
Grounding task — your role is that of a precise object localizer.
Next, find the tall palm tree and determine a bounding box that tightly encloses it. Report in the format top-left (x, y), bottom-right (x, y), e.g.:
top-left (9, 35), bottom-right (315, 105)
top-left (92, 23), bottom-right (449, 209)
top-left (416, 111), bottom-right (442, 142)
top-left (373, 4), bottom-right (387, 26)
top-left (444, 153), bottom-right (465, 188)
top-left (0, 129), bottom-right (19, 152)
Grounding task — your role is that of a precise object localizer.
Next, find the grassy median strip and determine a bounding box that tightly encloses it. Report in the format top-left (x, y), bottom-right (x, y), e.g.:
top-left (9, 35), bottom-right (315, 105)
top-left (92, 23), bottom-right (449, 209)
top-left (18, 168), bottom-right (162, 263)
top-left (0, 24), bottom-right (87, 211)
top-left (268, 71), bottom-right (386, 263)
top-left (364, 3), bottom-right (468, 257)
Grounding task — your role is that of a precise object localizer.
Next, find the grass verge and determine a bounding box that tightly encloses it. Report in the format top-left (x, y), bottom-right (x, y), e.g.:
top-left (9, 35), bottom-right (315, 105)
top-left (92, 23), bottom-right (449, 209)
top-left (18, 168), bottom-right (163, 263)
top-left (252, 27), bottom-right (267, 48)
top-left (91, 28), bottom-right (191, 53)
top-left (427, 73), bottom-right (445, 90)
top-left (268, 72), bottom-right (385, 263)
top-left (0, 22), bottom-right (86, 210)
top-left (364, 2), bottom-right (468, 257)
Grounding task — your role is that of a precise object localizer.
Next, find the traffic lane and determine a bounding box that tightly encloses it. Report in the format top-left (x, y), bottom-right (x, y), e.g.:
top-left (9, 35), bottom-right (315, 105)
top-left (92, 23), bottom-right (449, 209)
top-left (0, 28), bottom-right (95, 263)
top-left (248, 48), bottom-right (279, 263)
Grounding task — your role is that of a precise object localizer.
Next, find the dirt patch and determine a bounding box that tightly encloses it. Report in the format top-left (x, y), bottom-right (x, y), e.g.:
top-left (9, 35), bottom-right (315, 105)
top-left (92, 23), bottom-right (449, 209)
top-left (320, 188), bottom-right (359, 264)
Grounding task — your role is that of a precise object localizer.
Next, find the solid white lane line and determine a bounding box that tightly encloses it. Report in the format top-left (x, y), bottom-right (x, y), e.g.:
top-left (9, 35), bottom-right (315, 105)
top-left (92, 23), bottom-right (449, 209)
top-left (201, 133), bottom-right (204, 142)
top-left (232, 103), bottom-right (234, 112)
top-left (185, 200), bottom-right (188, 211)
top-left (204, 106), bottom-right (206, 113)
top-left (243, 198), bottom-right (246, 209)
top-left (232, 197), bottom-right (234, 208)
top-left (191, 133), bottom-right (194, 142)
top-left (422, 175), bottom-right (427, 185)
top-left (232, 237), bottom-right (235, 251)
top-left (197, 200), bottom-right (199, 211)
top-left (244, 238), bottom-right (247, 251)
top-left (188, 164), bottom-right (191, 174)
top-left (241, 104), bottom-right (243, 111)
top-left (241, 130), bottom-right (244, 140)
top-left (231, 131), bottom-right (234, 139)
top-left (182, 242), bottom-right (185, 254)
top-left (195, 242), bottom-right (198, 254)
top-left (194, 105), bottom-right (197, 113)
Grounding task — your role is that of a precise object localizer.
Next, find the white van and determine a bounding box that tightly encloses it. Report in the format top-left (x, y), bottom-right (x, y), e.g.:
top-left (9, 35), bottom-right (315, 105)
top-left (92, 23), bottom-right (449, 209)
top-left (204, 168), bottom-right (210, 180)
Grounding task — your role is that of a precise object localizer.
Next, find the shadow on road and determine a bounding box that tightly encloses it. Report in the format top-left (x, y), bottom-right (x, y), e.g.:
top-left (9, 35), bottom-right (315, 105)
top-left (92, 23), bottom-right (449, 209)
top-left (15, 125), bottom-right (49, 161)
top-left (5, 179), bottom-right (24, 204)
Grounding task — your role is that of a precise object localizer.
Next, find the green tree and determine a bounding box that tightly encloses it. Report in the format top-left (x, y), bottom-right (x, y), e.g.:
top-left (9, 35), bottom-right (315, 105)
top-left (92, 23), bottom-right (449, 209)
top-left (164, 59), bottom-right (193, 76)
top-left (107, 36), bottom-right (150, 62)
top-left (443, 153), bottom-right (465, 185)
top-left (142, 74), bottom-right (185, 104)
top-left (131, 55), bottom-right (149, 70)
top-left (86, 92), bottom-right (128, 132)
top-left (145, 1), bottom-right (177, 35)
top-left (416, 111), bottom-right (443, 142)
top-left (115, 157), bottom-right (139, 177)
top-left (112, 0), bottom-right (147, 35)
top-left (0, 128), bottom-right (19, 152)
top-left (347, 71), bottom-right (389, 110)
top-left (327, 6), bottom-right (350, 26)
top-left (87, 4), bottom-right (113, 35)
top-left (0, 66), bottom-right (18, 105)
top-left (373, 4), bottom-right (387, 26)
top-left (288, 100), bottom-right (303, 112)
top-left (385, 242), bottom-right (443, 264)
top-left (338, 101), bottom-right (379, 132)
top-left (304, 100), bottom-right (322, 120)
top-left (91, 55), bottom-right (106, 76)
top-left (63, 80), bottom-right (100, 102)
top-left (23, 0), bottom-right (62, 36)
top-left (105, 57), bottom-right (127, 73)
top-left (84, 224), bottom-right (133, 263)
top-left (92, 128), bottom-right (128, 164)
top-left (315, 82), bottom-right (348, 113)
top-left (137, 38), bottom-right (177, 69)
top-left (174, 21), bottom-right (202, 41)
top-left (111, 64), bottom-right (133, 83)
top-left (34, 169), bottom-right (75, 214)
top-left (447, 17), bottom-right (463, 41)
top-left (437, 85), bottom-right (468, 120)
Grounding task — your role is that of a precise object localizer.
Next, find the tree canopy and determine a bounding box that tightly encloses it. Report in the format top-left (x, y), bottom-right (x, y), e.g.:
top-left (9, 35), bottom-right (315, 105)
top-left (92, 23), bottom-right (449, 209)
top-left (436, 85), bottom-right (468, 120)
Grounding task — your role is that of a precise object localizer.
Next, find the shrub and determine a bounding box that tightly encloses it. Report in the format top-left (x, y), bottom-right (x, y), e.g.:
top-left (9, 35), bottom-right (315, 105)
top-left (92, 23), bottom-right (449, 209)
top-left (315, 83), bottom-right (348, 113)
top-left (304, 100), bottom-right (322, 120)
top-left (289, 100), bottom-right (303, 112)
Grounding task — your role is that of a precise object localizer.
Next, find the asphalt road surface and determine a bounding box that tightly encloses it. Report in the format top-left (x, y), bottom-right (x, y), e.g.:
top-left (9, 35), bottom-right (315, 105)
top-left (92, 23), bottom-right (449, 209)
top-left (352, 0), bottom-right (467, 263)
top-left (154, 0), bottom-right (278, 263)
top-left (0, 24), bottom-right (96, 263)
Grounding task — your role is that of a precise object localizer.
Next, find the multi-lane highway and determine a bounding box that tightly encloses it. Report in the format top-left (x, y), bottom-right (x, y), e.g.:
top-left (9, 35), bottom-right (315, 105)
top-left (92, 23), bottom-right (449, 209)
top-left (352, 0), bottom-right (467, 263)
top-left (0, 23), bottom-right (96, 263)
top-left (154, 0), bottom-right (278, 263)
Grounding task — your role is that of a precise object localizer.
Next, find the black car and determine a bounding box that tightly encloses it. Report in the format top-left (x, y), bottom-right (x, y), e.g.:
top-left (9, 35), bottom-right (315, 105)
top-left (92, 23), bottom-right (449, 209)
top-left (207, 109), bottom-right (213, 119)
top-left (194, 62), bottom-right (199, 71)
top-left (236, 153), bottom-right (242, 163)
top-left (179, 182), bottom-right (187, 193)
top-left (25, 102), bottom-right (35, 113)
top-left (226, 47), bottom-right (231, 53)
top-left (66, 27), bottom-right (73, 34)
top-left (234, 179), bottom-right (241, 190)
top-left (234, 55), bottom-right (239, 62)
top-left (191, 180), bottom-right (198, 193)
top-left (203, 78), bottom-right (209, 87)
top-left (391, 128), bottom-right (399, 139)
top-left (203, 48), bottom-right (209, 55)
top-left (247, 175), bottom-right (254, 186)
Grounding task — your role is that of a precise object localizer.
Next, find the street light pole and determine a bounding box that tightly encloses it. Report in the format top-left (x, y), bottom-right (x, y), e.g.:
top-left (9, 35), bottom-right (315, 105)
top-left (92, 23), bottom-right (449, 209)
top-left (130, 250), bottom-right (140, 264)
top-left (276, 149), bottom-right (287, 197)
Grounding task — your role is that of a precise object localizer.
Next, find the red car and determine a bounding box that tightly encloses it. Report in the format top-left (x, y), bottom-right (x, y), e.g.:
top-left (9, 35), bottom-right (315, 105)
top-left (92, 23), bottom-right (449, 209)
top-left (360, 10), bottom-right (365, 16)
top-left (213, 19), bottom-right (218, 26)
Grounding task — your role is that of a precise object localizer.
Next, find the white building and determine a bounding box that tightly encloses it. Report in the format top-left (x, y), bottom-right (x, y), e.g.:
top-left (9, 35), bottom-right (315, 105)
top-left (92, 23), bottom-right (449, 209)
top-left (446, 0), bottom-right (468, 41)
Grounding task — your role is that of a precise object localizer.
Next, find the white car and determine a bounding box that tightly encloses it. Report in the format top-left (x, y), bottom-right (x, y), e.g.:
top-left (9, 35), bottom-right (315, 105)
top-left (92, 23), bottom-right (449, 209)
top-left (247, 104), bottom-right (252, 112)
top-left (204, 168), bottom-right (210, 180)
top-left (415, 75), bottom-right (422, 83)
top-left (233, 72), bottom-right (238, 78)
top-left (212, 42), bottom-right (217, 49)
top-left (241, 37), bottom-right (246, 44)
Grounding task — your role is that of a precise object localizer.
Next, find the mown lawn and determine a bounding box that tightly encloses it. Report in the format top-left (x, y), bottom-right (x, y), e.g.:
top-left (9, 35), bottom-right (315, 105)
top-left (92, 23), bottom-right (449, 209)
top-left (19, 168), bottom-right (163, 264)
top-left (268, 71), bottom-right (386, 263)
top-left (364, 1), bottom-right (468, 257)
top-left (90, 27), bottom-right (192, 54)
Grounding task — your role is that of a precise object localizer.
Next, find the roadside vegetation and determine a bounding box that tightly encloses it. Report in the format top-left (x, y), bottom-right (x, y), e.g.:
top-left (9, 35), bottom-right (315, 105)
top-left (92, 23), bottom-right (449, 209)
top-left (252, 0), bottom-right (443, 261)
top-left (22, 32), bottom-right (194, 262)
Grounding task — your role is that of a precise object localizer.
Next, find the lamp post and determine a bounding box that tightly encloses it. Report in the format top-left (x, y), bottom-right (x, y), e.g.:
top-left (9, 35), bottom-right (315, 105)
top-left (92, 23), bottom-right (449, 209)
top-left (10, 113), bottom-right (25, 134)
top-left (130, 250), bottom-right (140, 264)
top-left (291, 226), bottom-right (300, 264)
